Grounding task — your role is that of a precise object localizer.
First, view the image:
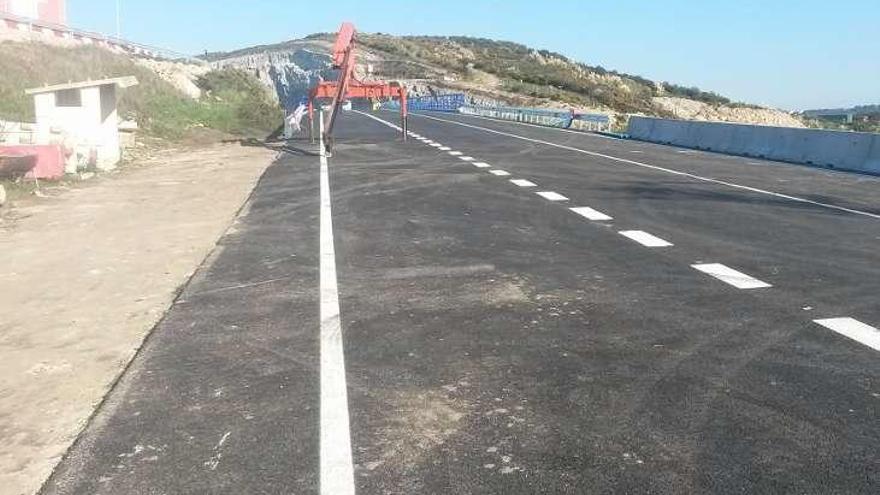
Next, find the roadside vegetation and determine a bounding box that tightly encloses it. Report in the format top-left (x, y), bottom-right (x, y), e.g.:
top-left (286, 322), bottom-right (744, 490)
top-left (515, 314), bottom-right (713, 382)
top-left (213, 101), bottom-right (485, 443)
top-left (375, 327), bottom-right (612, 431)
top-left (0, 42), bottom-right (281, 140)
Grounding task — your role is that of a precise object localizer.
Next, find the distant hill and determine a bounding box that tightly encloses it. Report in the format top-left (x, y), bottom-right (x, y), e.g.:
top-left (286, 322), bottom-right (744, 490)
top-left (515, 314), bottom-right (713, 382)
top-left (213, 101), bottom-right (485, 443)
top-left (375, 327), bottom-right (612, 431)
top-left (204, 32), bottom-right (805, 128)
top-left (803, 104), bottom-right (880, 117)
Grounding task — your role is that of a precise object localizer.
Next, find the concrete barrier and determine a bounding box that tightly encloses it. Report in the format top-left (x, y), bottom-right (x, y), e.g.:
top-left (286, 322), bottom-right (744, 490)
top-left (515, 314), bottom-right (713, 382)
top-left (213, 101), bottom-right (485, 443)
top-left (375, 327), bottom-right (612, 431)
top-left (627, 116), bottom-right (880, 175)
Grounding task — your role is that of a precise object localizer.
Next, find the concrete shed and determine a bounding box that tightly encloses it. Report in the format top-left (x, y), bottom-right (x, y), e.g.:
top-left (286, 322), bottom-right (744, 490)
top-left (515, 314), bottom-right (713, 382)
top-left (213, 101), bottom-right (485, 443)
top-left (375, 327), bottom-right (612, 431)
top-left (25, 76), bottom-right (138, 170)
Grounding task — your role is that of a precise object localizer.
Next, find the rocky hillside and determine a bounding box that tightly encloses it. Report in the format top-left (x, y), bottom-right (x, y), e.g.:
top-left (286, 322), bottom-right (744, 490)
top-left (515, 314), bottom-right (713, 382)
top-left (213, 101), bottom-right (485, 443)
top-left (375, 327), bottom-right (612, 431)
top-left (204, 32), bottom-right (804, 128)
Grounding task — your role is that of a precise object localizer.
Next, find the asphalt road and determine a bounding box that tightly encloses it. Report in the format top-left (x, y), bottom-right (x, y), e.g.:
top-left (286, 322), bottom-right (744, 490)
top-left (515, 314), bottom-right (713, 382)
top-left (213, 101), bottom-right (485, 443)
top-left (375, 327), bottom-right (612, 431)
top-left (41, 110), bottom-right (880, 494)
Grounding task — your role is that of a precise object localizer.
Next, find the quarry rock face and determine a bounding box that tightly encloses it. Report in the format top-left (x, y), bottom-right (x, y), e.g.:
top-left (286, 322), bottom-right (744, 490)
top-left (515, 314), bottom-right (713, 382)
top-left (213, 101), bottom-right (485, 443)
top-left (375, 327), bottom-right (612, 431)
top-left (212, 47), bottom-right (336, 109)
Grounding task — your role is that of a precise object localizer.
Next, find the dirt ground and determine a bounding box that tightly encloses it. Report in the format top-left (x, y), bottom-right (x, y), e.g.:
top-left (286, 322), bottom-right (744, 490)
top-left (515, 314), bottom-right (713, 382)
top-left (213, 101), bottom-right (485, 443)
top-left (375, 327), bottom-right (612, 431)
top-left (0, 142), bottom-right (279, 495)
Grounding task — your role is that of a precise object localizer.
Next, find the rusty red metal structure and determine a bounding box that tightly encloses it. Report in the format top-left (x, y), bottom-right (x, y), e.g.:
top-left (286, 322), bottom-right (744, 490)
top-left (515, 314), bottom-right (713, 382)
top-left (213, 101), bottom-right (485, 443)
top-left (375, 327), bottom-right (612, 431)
top-left (308, 22), bottom-right (408, 152)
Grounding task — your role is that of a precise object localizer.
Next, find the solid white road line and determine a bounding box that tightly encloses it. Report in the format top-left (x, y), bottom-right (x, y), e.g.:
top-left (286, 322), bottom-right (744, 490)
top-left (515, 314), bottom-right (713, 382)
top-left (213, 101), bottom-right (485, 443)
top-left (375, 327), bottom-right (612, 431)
top-left (510, 179), bottom-right (538, 187)
top-left (459, 156), bottom-right (476, 162)
top-left (319, 148), bottom-right (355, 494)
top-left (814, 318), bottom-right (880, 352)
top-left (619, 230), bottom-right (673, 247)
top-left (489, 170), bottom-right (511, 176)
top-left (439, 146), bottom-right (451, 151)
top-left (537, 191), bottom-right (569, 201)
top-left (473, 162), bottom-right (491, 168)
top-left (570, 207), bottom-right (613, 221)
top-left (448, 151), bottom-right (463, 156)
top-left (691, 263), bottom-right (772, 289)
top-left (408, 113), bottom-right (880, 221)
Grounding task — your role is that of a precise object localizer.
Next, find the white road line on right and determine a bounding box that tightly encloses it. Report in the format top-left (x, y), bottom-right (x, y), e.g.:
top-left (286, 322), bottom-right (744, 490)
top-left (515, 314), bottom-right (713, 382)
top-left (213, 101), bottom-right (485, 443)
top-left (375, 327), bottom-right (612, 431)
top-left (619, 230), bottom-right (673, 247)
top-left (410, 113), bottom-right (880, 221)
top-left (430, 143), bottom-right (442, 148)
top-left (459, 156), bottom-right (475, 162)
top-left (448, 151), bottom-right (463, 156)
top-left (510, 179), bottom-right (537, 187)
top-left (813, 318), bottom-right (880, 352)
top-left (570, 207), bottom-right (613, 221)
top-left (489, 170), bottom-right (511, 176)
top-left (318, 135), bottom-right (355, 495)
top-left (473, 162), bottom-right (491, 168)
top-left (537, 191), bottom-right (569, 201)
top-left (439, 146), bottom-right (452, 151)
top-left (691, 263), bottom-right (772, 289)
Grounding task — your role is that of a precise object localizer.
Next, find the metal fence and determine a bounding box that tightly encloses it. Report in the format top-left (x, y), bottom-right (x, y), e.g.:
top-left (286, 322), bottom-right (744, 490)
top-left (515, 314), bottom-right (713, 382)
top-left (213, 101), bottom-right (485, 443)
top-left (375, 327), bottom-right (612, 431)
top-left (460, 105), bottom-right (611, 132)
top-left (384, 93), bottom-right (466, 112)
top-left (1, 12), bottom-right (202, 62)
top-left (381, 94), bottom-right (612, 132)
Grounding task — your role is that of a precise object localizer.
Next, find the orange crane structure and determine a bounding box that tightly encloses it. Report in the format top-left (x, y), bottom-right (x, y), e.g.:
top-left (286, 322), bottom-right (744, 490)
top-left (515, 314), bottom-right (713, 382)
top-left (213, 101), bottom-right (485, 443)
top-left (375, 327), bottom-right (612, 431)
top-left (308, 22), bottom-right (408, 153)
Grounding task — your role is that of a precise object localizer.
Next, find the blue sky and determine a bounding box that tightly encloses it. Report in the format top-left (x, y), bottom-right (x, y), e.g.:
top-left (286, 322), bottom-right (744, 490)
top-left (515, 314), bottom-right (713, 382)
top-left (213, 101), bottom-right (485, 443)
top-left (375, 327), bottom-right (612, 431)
top-left (69, 0), bottom-right (878, 110)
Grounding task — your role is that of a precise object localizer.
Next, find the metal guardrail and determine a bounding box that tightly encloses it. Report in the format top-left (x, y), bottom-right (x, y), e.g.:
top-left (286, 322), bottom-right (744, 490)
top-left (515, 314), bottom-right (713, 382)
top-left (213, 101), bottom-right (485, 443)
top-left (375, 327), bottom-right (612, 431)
top-left (461, 105), bottom-right (611, 132)
top-left (381, 93), bottom-right (612, 132)
top-left (0, 12), bottom-right (202, 62)
top-left (383, 93), bottom-right (466, 112)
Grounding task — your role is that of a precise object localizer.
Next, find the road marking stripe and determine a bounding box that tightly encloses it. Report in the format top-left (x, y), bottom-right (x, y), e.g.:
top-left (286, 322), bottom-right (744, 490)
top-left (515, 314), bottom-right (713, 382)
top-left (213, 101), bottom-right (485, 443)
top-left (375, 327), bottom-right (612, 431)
top-left (619, 230), bottom-right (673, 247)
top-left (510, 179), bottom-right (537, 187)
top-left (439, 146), bottom-right (451, 151)
top-left (570, 207), bottom-right (613, 221)
top-left (691, 263), bottom-right (772, 289)
top-left (430, 143), bottom-right (442, 147)
top-left (319, 144), bottom-right (355, 495)
top-left (537, 191), bottom-right (569, 201)
top-left (409, 113), bottom-right (880, 221)
top-left (814, 318), bottom-right (880, 352)
top-left (459, 156), bottom-right (475, 162)
top-left (473, 162), bottom-right (491, 168)
top-left (448, 150), bottom-right (463, 156)
top-left (489, 170), bottom-right (511, 176)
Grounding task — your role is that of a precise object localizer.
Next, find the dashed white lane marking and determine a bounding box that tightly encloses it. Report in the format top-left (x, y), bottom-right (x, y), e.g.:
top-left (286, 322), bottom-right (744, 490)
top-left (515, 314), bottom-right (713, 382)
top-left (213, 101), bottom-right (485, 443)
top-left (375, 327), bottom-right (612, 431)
top-left (473, 162), bottom-right (491, 168)
top-left (459, 156), bottom-right (475, 162)
top-left (448, 150), bottom-right (463, 156)
top-left (510, 179), bottom-right (538, 187)
top-left (691, 263), bottom-right (772, 289)
top-left (814, 318), bottom-right (880, 352)
top-left (430, 143), bottom-right (443, 148)
top-left (537, 191), bottom-right (569, 201)
top-left (619, 230), bottom-right (673, 247)
top-left (409, 113), bottom-right (880, 221)
top-left (439, 146), bottom-right (452, 151)
top-left (489, 170), bottom-right (511, 176)
top-left (570, 207), bottom-right (613, 221)
top-left (319, 145), bottom-right (355, 495)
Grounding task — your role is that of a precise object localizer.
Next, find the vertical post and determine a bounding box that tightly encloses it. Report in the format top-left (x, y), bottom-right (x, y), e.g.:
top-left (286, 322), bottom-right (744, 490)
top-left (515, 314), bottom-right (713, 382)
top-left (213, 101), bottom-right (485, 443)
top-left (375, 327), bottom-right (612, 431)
top-left (308, 99), bottom-right (315, 144)
top-left (318, 105), bottom-right (325, 158)
top-left (400, 87), bottom-right (408, 141)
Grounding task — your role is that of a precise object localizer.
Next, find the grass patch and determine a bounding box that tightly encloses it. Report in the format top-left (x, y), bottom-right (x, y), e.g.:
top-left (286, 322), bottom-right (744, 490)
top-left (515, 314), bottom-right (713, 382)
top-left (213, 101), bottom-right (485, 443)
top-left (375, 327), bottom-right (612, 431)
top-left (0, 42), bottom-right (282, 140)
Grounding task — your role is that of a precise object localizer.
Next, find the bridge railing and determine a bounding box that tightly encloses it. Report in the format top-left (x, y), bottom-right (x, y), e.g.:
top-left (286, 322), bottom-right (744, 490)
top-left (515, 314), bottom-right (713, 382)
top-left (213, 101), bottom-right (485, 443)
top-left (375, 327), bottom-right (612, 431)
top-left (382, 94), bottom-right (612, 132)
top-left (459, 105), bottom-right (611, 132)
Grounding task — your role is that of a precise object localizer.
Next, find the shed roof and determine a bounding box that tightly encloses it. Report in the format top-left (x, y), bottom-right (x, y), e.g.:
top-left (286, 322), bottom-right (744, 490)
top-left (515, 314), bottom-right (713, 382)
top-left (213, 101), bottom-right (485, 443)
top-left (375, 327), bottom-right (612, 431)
top-left (25, 76), bottom-right (139, 95)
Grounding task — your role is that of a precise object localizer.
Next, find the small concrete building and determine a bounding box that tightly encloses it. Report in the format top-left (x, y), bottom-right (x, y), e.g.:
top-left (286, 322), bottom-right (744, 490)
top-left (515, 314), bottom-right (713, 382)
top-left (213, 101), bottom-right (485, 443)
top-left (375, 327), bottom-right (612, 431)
top-left (25, 76), bottom-right (138, 171)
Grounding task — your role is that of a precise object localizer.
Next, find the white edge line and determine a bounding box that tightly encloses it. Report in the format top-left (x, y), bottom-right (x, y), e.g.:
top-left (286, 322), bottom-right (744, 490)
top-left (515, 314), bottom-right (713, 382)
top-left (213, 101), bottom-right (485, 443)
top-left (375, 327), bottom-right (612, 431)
top-left (319, 144), bottom-right (355, 494)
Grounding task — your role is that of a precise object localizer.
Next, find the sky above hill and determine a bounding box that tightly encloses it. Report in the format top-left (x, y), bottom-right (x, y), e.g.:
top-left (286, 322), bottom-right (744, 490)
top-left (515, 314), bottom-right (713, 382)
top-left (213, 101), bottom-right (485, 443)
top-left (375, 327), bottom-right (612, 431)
top-left (69, 0), bottom-right (878, 110)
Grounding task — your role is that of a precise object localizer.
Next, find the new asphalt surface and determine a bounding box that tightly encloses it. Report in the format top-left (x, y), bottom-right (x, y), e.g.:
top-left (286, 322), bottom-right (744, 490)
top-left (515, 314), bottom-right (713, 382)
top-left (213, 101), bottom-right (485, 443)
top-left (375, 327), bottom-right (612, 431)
top-left (41, 110), bottom-right (880, 494)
